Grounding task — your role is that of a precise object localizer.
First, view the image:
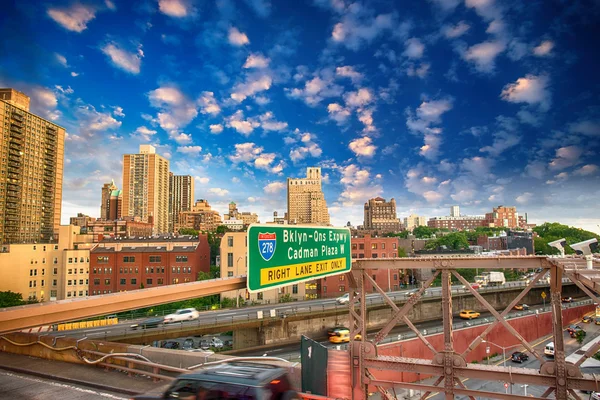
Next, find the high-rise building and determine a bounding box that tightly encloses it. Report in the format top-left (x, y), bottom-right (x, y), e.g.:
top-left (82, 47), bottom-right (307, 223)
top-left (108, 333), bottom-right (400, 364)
top-left (403, 214), bottom-right (427, 232)
top-left (69, 213), bottom-right (96, 227)
top-left (100, 180), bottom-right (122, 220)
top-left (122, 145), bottom-right (170, 234)
top-left (0, 88), bottom-right (65, 244)
top-left (485, 205), bottom-right (518, 228)
top-left (287, 167), bottom-right (330, 225)
top-left (363, 197), bottom-right (401, 233)
top-left (450, 205), bottom-right (460, 217)
top-left (178, 199), bottom-right (222, 232)
top-left (225, 201), bottom-right (259, 226)
top-left (169, 173), bottom-right (194, 233)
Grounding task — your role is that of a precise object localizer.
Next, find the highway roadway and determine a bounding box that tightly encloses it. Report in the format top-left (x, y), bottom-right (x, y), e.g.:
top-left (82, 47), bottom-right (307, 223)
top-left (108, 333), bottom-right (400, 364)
top-left (47, 279), bottom-right (560, 342)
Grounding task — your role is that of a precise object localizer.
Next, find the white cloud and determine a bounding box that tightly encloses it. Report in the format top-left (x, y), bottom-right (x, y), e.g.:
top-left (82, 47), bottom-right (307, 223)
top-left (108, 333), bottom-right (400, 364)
top-left (177, 145), bottom-right (203, 155)
top-left (465, 0), bottom-right (503, 22)
top-left (254, 96), bottom-right (270, 105)
top-left (232, 177), bottom-right (241, 183)
top-left (423, 191), bottom-right (444, 204)
top-left (71, 72), bottom-right (79, 77)
top-left (548, 145), bottom-right (583, 170)
top-left (259, 112), bottom-right (288, 131)
top-left (574, 165), bottom-right (598, 176)
top-left (133, 126), bottom-right (157, 141)
top-left (75, 104), bottom-right (122, 134)
top-left (287, 72), bottom-right (344, 107)
top-left (47, 3), bottom-right (96, 32)
top-left (198, 91), bottom-right (221, 115)
top-left (244, 0), bottom-right (271, 17)
top-left (480, 130), bottom-right (521, 157)
top-left (517, 109), bottom-right (541, 126)
top-left (403, 38), bottom-right (425, 59)
top-left (349, 136), bottom-right (377, 158)
top-left (225, 110), bottom-right (260, 136)
top-left (461, 156), bottom-right (494, 179)
top-left (158, 0), bottom-right (192, 17)
top-left (331, 11), bottom-right (396, 51)
top-left (500, 74), bottom-right (551, 111)
top-left (463, 40), bottom-right (506, 73)
top-left (209, 124), bottom-right (223, 134)
top-left (54, 85), bottom-right (74, 95)
top-left (195, 176), bottom-right (210, 184)
top-left (209, 188), bottom-right (229, 197)
top-left (243, 53), bottom-right (270, 69)
top-left (229, 142), bottom-right (284, 174)
top-left (101, 42), bottom-right (144, 74)
top-left (419, 134), bottom-right (441, 160)
top-left (112, 106), bottom-right (125, 117)
top-left (344, 88), bottom-right (374, 108)
top-left (29, 86), bottom-right (60, 121)
top-left (357, 108), bottom-right (376, 133)
top-left (55, 53), bottom-right (68, 67)
top-left (264, 181), bottom-right (285, 194)
top-left (148, 85), bottom-right (198, 135)
top-left (336, 66), bottom-right (363, 83)
top-left (569, 119), bottom-right (600, 137)
top-left (406, 98), bottom-right (453, 161)
top-left (228, 27), bottom-right (250, 46)
top-left (339, 164), bottom-right (383, 206)
top-left (533, 40), bottom-right (554, 57)
top-left (451, 189), bottom-right (476, 202)
top-left (105, 0), bottom-right (116, 10)
top-left (515, 192), bottom-right (533, 204)
top-left (406, 63), bottom-right (430, 78)
top-left (327, 103), bottom-right (352, 124)
top-left (524, 160), bottom-right (547, 179)
top-left (289, 131), bottom-right (322, 162)
top-left (231, 73), bottom-right (272, 102)
top-left (442, 21), bottom-right (470, 38)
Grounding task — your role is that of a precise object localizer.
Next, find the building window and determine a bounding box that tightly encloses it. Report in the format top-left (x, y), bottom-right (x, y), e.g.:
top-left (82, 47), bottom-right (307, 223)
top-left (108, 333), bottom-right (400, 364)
top-left (359, 244), bottom-right (364, 250)
top-left (359, 254), bottom-right (365, 258)
top-left (67, 292), bottom-right (71, 297)
top-left (339, 275), bottom-right (345, 281)
top-left (382, 253), bottom-right (386, 258)
top-left (146, 278), bottom-right (152, 285)
top-left (339, 285), bottom-right (345, 292)
top-left (393, 243), bottom-right (397, 249)
top-left (227, 236), bottom-right (233, 246)
top-left (104, 279), bottom-right (110, 285)
top-left (352, 253), bottom-right (357, 258)
top-left (323, 286), bottom-right (327, 293)
top-left (352, 243), bottom-right (357, 250)
top-left (68, 258), bottom-right (73, 263)
top-left (52, 279), bottom-right (57, 286)
top-left (257, 292), bottom-right (263, 300)
top-left (123, 256), bottom-right (135, 263)
top-left (41, 269), bottom-right (45, 275)
top-left (172, 278), bottom-right (178, 284)
top-left (53, 258), bottom-right (58, 264)
top-left (292, 284), bottom-right (298, 294)
top-left (227, 253), bottom-right (234, 267)
top-left (94, 279), bottom-right (100, 285)
top-left (53, 268), bottom-right (58, 275)
top-left (68, 280), bottom-right (72, 285)
top-left (372, 253), bottom-right (378, 258)
top-left (150, 256), bottom-right (161, 262)
top-left (382, 243), bottom-right (386, 249)
top-left (131, 278), bottom-right (137, 285)
top-left (372, 274), bottom-right (376, 282)
top-left (371, 243), bottom-right (378, 249)
top-left (157, 278), bottom-right (163, 285)
top-left (79, 291), bottom-right (83, 297)
top-left (41, 280), bottom-right (45, 287)
top-left (51, 290), bottom-right (57, 298)
top-left (175, 256), bottom-right (188, 262)
top-left (393, 274), bottom-right (398, 281)
top-left (228, 271), bottom-right (233, 277)
top-left (97, 256), bottom-right (109, 263)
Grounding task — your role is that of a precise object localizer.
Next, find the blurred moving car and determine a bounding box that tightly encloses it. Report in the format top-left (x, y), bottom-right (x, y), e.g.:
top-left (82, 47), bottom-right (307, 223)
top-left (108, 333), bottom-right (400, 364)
top-left (582, 315), bottom-right (593, 323)
top-left (461, 284), bottom-right (480, 290)
top-left (329, 329), bottom-right (361, 344)
top-left (459, 310), bottom-right (480, 319)
top-left (132, 361), bottom-right (299, 400)
top-left (561, 297), bottom-right (573, 303)
top-left (164, 308), bottom-right (200, 323)
top-left (511, 352), bottom-right (529, 363)
top-left (595, 317), bottom-right (600, 325)
top-left (130, 316), bottom-right (164, 330)
top-left (514, 304), bottom-right (529, 311)
top-left (327, 326), bottom-right (349, 337)
top-left (591, 391), bottom-right (600, 400)
top-left (567, 325), bottom-right (586, 338)
top-left (336, 292), bottom-right (360, 305)
top-left (544, 342), bottom-right (554, 357)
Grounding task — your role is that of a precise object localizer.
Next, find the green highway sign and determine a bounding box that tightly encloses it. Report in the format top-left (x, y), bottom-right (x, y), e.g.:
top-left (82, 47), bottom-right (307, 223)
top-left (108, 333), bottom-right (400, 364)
top-left (247, 224), bottom-right (352, 292)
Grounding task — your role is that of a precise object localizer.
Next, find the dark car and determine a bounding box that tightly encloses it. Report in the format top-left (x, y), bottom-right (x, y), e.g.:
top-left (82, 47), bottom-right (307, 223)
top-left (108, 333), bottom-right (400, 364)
top-left (511, 352), bottom-right (529, 363)
top-left (161, 341), bottom-right (181, 350)
top-left (567, 324), bottom-right (583, 334)
top-left (562, 297), bottom-right (573, 303)
top-left (130, 316), bottom-right (164, 330)
top-left (132, 362), bottom-right (299, 400)
top-left (583, 315), bottom-right (593, 323)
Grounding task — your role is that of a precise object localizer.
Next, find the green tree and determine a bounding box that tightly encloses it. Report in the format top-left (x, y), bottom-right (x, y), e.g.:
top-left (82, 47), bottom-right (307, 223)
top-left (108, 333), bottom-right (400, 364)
top-left (210, 265), bottom-right (220, 279)
top-left (397, 248), bottom-right (407, 258)
top-left (533, 223), bottom-right (599, 255)
top-left (207, 232), bottom-right (221, 266)
top-left (179, 228), bottom-right (199, 236)
top-left (0, 291), bottom-right (25, 308)
top-left (425, 232), bottom-right (470, 250)
top-left (197, 271), bottom-right (211, 281)
top-left (412, 226), bottom-right (436, 239)
top-left (575, 330), bottom-right (586, 346)
top-left (279, 293), bottom-right (294, 303)
top-left (216, 225), bottom-right (229, 234)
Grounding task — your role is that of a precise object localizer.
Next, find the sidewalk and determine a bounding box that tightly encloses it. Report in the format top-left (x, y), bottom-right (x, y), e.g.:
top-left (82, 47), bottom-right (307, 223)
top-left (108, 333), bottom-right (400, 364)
top-left (0, 351), bottom-right (167, 396)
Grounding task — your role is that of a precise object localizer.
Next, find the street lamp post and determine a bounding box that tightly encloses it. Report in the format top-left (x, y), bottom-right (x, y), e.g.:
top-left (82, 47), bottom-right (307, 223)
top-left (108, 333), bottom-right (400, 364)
top-left (482, 340), bottom-right (522, 394)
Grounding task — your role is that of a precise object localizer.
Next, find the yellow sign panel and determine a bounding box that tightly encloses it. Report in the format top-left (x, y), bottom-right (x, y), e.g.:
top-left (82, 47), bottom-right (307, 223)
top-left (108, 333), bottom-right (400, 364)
top-left (260, 257), bottom-right (347, 286)
top-left (541, 292), bottom-right (547, 299)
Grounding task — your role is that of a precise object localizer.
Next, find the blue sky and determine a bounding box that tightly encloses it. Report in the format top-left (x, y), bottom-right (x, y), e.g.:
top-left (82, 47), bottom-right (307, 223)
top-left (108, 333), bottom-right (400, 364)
top-left (1, 0), bottom-right (599, 233)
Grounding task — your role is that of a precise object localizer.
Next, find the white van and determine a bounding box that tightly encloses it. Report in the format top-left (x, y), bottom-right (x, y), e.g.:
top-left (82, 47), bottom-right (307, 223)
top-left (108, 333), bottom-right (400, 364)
top-left (544, 342), bottom-right (554, 357)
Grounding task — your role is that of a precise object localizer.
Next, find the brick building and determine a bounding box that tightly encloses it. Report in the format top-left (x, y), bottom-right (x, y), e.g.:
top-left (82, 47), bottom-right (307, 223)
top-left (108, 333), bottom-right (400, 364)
top-left (476, 230), bottom-right (535, 255)
top-left (89, 235), bottom-right (209, 295)
top-left (427, 215), bottom-right (486, 230)
top-left (485, 205), bottom-right (518, 228)
top-left (317, 234), bottom-right (405, 298)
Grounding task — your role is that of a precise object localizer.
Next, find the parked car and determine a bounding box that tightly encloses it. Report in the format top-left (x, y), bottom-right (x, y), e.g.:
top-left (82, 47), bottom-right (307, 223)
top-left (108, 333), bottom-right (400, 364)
top-left (161, 341), bottom-right (181, 350)
top-left (511, 352), bottom-right (529, 363)
top-left (130, 316), bottom-right (164, 330)
top-left (224, 339), bottom-right (234, 347)
top-left (132, 361), bottom-right (299, 400)
top-left (561, 297), bottom-right (573, 303)
top-left (182, 338), bottom-right (195, 350)
top-left (514, 304), bottom-right (529, 311)
top-left (210, 337), bottom-right (224, 349)
top-left (199, 340), bottom-right (210, 350)
top-left (164, 308), bottom-right (200, 323)
top-left (595, 317), bottom-right (600, 325)
top-left (582, 315), bottom-right (593, 323)
top-left (459, 310), bottom-right (480, 320)
top-left (336, 292), bottom-right (360, 305)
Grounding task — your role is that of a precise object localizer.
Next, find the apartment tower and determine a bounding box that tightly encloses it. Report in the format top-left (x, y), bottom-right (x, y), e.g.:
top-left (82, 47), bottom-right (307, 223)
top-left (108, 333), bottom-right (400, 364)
top-left (287, 167), bottom-right (330, 225)
top-left (122, 145), bottom-right (170, 234)
top-left (0, 88), bottom-right (65, 244)
top-left (363, 197), bottom-right (401, 233)
top-left (168, 173), bottom-right (194, 233)
top-left (100, 180), bottom-right (122, 220)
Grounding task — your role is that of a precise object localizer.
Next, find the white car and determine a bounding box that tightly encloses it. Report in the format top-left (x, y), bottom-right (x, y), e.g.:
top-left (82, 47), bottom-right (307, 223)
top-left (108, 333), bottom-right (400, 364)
top-left (336, 293), bottom-right (360, 305)
top-left (210, 337), bottom-right (224, 349)
top-left (164, 308), bottom-right (200, 323)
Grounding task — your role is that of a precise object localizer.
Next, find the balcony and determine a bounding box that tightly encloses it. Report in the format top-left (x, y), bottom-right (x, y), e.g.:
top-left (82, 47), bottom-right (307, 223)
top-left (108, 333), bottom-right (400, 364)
top-left (11, 112), bottom-right (24, 121)
top-left (8, 161), bottom-right (20, 168)
top-left (46, 125), bottom-right (57, 132)
top-left (4, 214), bottom-right (18, 221)
top-left (10, 119), bottom-right (24, 128)
top-left (8, 141), bottom-right (21, 151)
top-left (5, 201), bottom-right (18, 210)
top-left (10, 130), bottom-right (24, 140)
top-left (9, 136), bottom-right (23, 146)
top-left (6, 191), bottom-right (19, 198)
top-left (7, 172), bottom-right (19, 180)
